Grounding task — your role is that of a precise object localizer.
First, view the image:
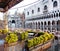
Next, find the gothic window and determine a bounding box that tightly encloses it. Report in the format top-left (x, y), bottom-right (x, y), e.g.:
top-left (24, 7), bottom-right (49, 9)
top-left (43, 0), bottom-right (44, 1)
top-left (12, 20), bottom-right (15, 23)
top-left (32, 10), bottom-right (34, 14)
top-left (59, 12), bottom-right (60, 17)
top-left (38, 8), bottom-right (40, 12)
top-left (44, 5), bottom-right (47, 10)
top-left (52, 0), bottom-right (53, 2)
top-left (27, 12), bottom-right (29, 15)
top-left (58, 10), bottom-right (59, 12)
top-left (56, 13), bottom-right (58, 17)
top-left (55, 11), bottom-right (56, 12)
top-left (54, 13), bottom-right (55, 17)
top-left (51, 14), bottom-right (53, 18)
top-left (53, 1), bottom-right (58, 7)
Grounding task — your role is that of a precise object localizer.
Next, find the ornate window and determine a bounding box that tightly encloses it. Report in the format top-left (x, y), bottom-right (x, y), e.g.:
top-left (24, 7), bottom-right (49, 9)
top-left (12, 20), bottom-right (15, 23)
top-left (27, 12), bottom-right (29, 15)
top-left (44, 5), bottom-right (47, 10)
top-left (58, 10), bottom-right (59, 12)
top-left (59, 12), bottom-right (60, 17)
top-left (38, 8), bottom-right (40, 12)
top-left (52, 0), bottom-right (53, 2)
top-left (56, 13), bottom-right (58, 17)
top-left (51, 14), bottom-right (53, 18)
top-left (32, 10), bottom-right (34, 14)
top-left (54, 13), bottom-right (55, 17)
top-left (53, 1), bottom-right (58, 7)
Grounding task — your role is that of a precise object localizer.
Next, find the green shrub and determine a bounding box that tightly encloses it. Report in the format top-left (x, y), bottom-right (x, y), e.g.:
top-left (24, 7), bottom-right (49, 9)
top-left (27, 39), bottom-right (33, 48)
top-left (20, 32), bottom-right (28, 40)
top-left (5, 33), bottom-right (18, 44)
top-left (27, 32), bottom-right (54, 48)
top-left (33, 37), bottom-right (37, 46)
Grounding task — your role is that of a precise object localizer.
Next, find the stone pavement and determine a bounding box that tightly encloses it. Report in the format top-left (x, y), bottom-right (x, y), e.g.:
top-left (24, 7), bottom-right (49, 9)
top-left (0, 39), bottom-right (60, 51)
top-left (47, 39), bottom-right (60, 51)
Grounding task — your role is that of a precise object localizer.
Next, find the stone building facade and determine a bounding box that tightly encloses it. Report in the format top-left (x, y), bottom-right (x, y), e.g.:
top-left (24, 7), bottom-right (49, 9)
top-left (24, 0), bottom-right (60, 32)
top-left (19, 13), bottom-right (25, 28)
top-left (0, 20), bottom-right (6, 29)
top-left (8, 12), bottom-right (22, 30)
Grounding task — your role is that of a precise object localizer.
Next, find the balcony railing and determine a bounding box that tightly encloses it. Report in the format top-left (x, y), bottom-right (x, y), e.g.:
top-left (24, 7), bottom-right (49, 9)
top-left (25, 14), bottom-right (48, 20)
top-left (25, 13), bottom-right (60, 21)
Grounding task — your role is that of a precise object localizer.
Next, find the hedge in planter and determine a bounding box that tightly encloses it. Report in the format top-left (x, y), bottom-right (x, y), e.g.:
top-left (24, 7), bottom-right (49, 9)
top-left (20, 32), bottom-right (28, 40)
top-left (2, 29), bottom-right (8, 34)
top-left (26, 32), bottom-right (54, 48)
top-left (5, 33), bottom-right (18, 44)
top-left (27, 39), bottom-right (33, 48)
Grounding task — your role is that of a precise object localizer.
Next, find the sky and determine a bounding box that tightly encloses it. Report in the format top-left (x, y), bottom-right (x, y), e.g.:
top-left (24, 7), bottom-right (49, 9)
top-left (8, 0), bottom-right (38, 14)
top-left (0, 0), bottom-right (38, 20)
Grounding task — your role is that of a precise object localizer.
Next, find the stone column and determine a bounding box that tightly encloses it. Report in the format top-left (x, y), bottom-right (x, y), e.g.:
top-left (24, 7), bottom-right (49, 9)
top-left (36, 22), bottom-right (37, 29)
top-left (37, 22), bottom-right (39, 29)
top-left (37, 22), bottom-right (38, 29)
top-left (33, 22), bottom-right (34, 29)
top-left (55, 21), bottom-right (57, 31)
top-left (46, 22), bottom-right (48, 31)
top-left (40, 22), bottom-right (41, 29)
top-left (43, 22), bottom-right (44, 31)
top-left (50, 21), bottom-right (52, 32)
top-left (34, 22), bottom-right (35, 29)
top-left (34, 22), bottom-right (36, 29)
top-left (39, 22), bottom-right (40, 29)
top-left (15, 20), bottom-right (17, 29)
top-left (31, 22), bottom-right (33, 29)
top-left (32, 22), bottom-right (34, 29)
